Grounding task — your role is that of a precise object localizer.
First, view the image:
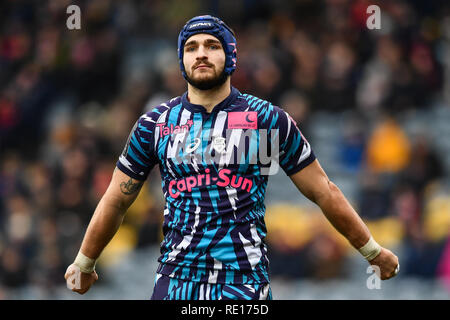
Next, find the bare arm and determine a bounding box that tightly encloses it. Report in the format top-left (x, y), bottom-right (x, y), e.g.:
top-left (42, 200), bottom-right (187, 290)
top-left (79, 167), bottom-right (144, 259)
top-left (65, 167), bottom-right (145, 294)
top-left (289, 159), bottom-right (399, 279)
top-left (289, 159), bottom-right (370, 249)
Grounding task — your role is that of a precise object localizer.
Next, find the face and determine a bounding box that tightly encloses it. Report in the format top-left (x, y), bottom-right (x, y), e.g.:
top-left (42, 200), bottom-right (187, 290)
top-left (183, 33), bottom-right (228, 90)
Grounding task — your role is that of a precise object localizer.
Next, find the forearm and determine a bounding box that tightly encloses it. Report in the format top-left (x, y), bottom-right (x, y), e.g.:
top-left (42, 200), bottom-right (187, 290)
top-left (65, 169), bottom-right (145, 294)
top-left (315, 181), bottom-right (371, 249)
top-left (79, 194), bottom-right (129, 260)
top-left (289, 161), bottom-right (398, 277)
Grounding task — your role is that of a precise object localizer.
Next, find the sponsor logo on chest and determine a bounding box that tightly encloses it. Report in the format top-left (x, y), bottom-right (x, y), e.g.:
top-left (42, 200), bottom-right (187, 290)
top-left (157, 119), bottom-right (194, 137)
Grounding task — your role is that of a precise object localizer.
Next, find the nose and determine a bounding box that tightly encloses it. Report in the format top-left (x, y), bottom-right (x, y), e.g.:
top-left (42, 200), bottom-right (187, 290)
top-left (196, 45), bottom-right (208, 60)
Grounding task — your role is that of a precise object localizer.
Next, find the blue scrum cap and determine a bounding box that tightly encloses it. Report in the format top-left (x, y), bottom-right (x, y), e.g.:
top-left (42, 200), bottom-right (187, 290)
top-left (177, 15), bottom-right (237, 79)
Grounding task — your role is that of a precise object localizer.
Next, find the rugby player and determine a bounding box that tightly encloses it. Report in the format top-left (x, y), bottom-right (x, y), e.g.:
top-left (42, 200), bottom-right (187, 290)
top-left (65, 15), bottom-right (399, 299)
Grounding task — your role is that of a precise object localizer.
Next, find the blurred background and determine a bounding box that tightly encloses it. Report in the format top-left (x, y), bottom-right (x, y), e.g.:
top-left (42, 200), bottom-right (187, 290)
top-left (1, 0), bottom-right (450, 299)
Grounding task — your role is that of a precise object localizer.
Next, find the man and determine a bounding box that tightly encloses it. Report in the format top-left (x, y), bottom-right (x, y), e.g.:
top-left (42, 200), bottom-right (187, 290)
top-left (65, 15), bottom-right (399, 300)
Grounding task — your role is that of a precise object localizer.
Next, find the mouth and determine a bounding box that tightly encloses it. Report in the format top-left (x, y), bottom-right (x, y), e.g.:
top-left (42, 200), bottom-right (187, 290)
top-left (195, 64), bottom-right (213, 70)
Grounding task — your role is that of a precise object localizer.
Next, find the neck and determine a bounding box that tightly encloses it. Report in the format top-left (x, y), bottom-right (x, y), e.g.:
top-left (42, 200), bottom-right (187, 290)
top-left (187, 79), bottom-right (231, 113)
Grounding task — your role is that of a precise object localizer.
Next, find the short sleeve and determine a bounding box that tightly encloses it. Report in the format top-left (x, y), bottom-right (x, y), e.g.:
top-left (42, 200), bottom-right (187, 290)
top-left (276, 108), bottom-right (316, 176)
top-left (116, 113), bottom-right (159, 181)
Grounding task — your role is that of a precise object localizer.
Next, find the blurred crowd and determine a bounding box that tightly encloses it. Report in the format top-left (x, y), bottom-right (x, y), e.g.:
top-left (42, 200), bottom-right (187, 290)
top-left (1, 0), bottom-right (450, 298)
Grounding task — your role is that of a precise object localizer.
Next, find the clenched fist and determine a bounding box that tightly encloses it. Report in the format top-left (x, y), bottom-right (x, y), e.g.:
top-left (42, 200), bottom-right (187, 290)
top-left (369, 247), bottom-right (400, 280)
top-left (64, 264), bottom-right (98, 294)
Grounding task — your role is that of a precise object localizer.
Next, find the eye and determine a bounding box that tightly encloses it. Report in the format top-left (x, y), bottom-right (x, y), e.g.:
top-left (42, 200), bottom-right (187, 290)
top-left (185, 46), bottom-right (195, 52)
top-left (209, 44), bottom-right (220, 50)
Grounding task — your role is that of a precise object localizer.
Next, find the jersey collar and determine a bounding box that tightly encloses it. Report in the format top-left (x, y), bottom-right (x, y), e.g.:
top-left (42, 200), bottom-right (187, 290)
top-left (181, 86), bottom-right (240, 114)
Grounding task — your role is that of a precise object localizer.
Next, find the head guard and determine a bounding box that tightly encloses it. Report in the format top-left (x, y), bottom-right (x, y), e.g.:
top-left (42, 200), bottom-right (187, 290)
top-left (177, 15), bottom-right (237, 79)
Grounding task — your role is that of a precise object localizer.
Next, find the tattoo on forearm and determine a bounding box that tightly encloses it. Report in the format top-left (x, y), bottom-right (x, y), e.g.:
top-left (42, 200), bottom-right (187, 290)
top-left (120, 178), bottom-right (142, 195)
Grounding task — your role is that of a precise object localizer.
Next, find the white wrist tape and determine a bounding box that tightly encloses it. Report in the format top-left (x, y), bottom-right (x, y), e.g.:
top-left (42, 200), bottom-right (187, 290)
top-left (358, 236), bottom-right (382, 261)
top-left (74, 251), bottom-right (97, 273)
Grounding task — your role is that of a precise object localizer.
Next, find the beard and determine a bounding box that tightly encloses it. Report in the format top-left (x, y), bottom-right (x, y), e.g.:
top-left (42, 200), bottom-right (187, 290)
top-left (185, 64), bottom-right (228, 90)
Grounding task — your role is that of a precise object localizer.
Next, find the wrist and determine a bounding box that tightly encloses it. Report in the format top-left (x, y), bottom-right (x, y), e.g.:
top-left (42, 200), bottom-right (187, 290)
top-left (74, 251), bottom-right (97, 273)
top-left (358, 236), bottom-right (382, 261)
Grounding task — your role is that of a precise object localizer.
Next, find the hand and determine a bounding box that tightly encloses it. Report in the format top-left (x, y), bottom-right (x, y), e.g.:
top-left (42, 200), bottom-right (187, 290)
top-left (369, 247), bottom-right (399, 280)
top-left (64, 264), bottom-right (98, 294)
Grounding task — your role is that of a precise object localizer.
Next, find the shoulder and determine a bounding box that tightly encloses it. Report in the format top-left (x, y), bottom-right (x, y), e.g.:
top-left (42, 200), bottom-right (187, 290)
top-left (238, 92), bottom-right (287, 128)
top-left (140, 96), bottom-right (182, 124)
top-left (239, 93), bottom-right (271, 111)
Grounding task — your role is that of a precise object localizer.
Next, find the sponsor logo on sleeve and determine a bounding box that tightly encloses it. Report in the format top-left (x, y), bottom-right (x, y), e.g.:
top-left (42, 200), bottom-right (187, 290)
top-left (228, 112), bottom-right (257, 129)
